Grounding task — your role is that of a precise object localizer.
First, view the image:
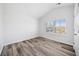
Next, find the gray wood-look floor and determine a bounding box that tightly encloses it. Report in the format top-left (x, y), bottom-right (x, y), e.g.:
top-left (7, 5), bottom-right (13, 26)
top-left (1, 37), bottom-right (76, 56)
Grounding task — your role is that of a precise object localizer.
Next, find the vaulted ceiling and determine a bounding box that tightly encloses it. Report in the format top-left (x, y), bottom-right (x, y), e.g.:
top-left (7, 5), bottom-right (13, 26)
top-left (4, 3), bottom-right (73, 19)
top-left (23, 3), bottom-right (73, 19)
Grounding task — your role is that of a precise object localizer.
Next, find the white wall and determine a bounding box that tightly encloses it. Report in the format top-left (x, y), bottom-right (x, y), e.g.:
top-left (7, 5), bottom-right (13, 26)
top-left (39, 5), bottom-right (74, 45)
top-left (0, 4), bottom-right (3, 53)
top-left (3, 4), bottom-right (39, 45)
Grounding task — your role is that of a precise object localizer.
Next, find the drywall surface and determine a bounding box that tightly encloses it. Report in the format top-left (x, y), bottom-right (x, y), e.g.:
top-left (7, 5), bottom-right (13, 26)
top-left (3, 4), bottom-right (39, 45)
top-left (39, 5), bottom-right (74, 45)
top-left (0, 4), bottom-right (3, 54)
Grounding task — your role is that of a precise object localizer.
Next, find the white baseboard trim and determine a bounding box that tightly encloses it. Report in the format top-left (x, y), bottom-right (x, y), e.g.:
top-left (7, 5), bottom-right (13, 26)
top-left (41, 36), bottom-right (73, 46)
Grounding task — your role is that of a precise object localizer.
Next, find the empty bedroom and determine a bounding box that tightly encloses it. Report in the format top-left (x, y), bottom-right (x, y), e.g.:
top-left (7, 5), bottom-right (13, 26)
top-left (0, 3), bottom-right (79, 56)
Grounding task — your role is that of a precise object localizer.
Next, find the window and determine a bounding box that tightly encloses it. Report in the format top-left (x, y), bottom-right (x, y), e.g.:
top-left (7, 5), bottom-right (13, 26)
top-left (55, 19), bottom-right (66, 33)
top-left (46, 18), bottom-right (66, 33)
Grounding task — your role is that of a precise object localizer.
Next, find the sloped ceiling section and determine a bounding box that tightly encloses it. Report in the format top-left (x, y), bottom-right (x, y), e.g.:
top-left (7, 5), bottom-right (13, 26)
top-left (4, 3), bottom-right (73, 19)
top-left (24, 3), bottom-right (73, 19)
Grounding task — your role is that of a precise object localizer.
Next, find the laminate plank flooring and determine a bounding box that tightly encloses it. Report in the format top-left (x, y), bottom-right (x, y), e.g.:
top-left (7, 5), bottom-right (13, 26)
top-left (1, 37), bottom-right (76, 56)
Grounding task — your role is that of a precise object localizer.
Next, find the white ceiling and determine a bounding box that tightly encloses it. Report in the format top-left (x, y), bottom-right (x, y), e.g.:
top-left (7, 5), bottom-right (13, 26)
top-left (24, 3), bottom-right (73, 19)
top-left (4, 3), bottom-right (73, 19)
top-left (25, 3), bottom-right (73, 18)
